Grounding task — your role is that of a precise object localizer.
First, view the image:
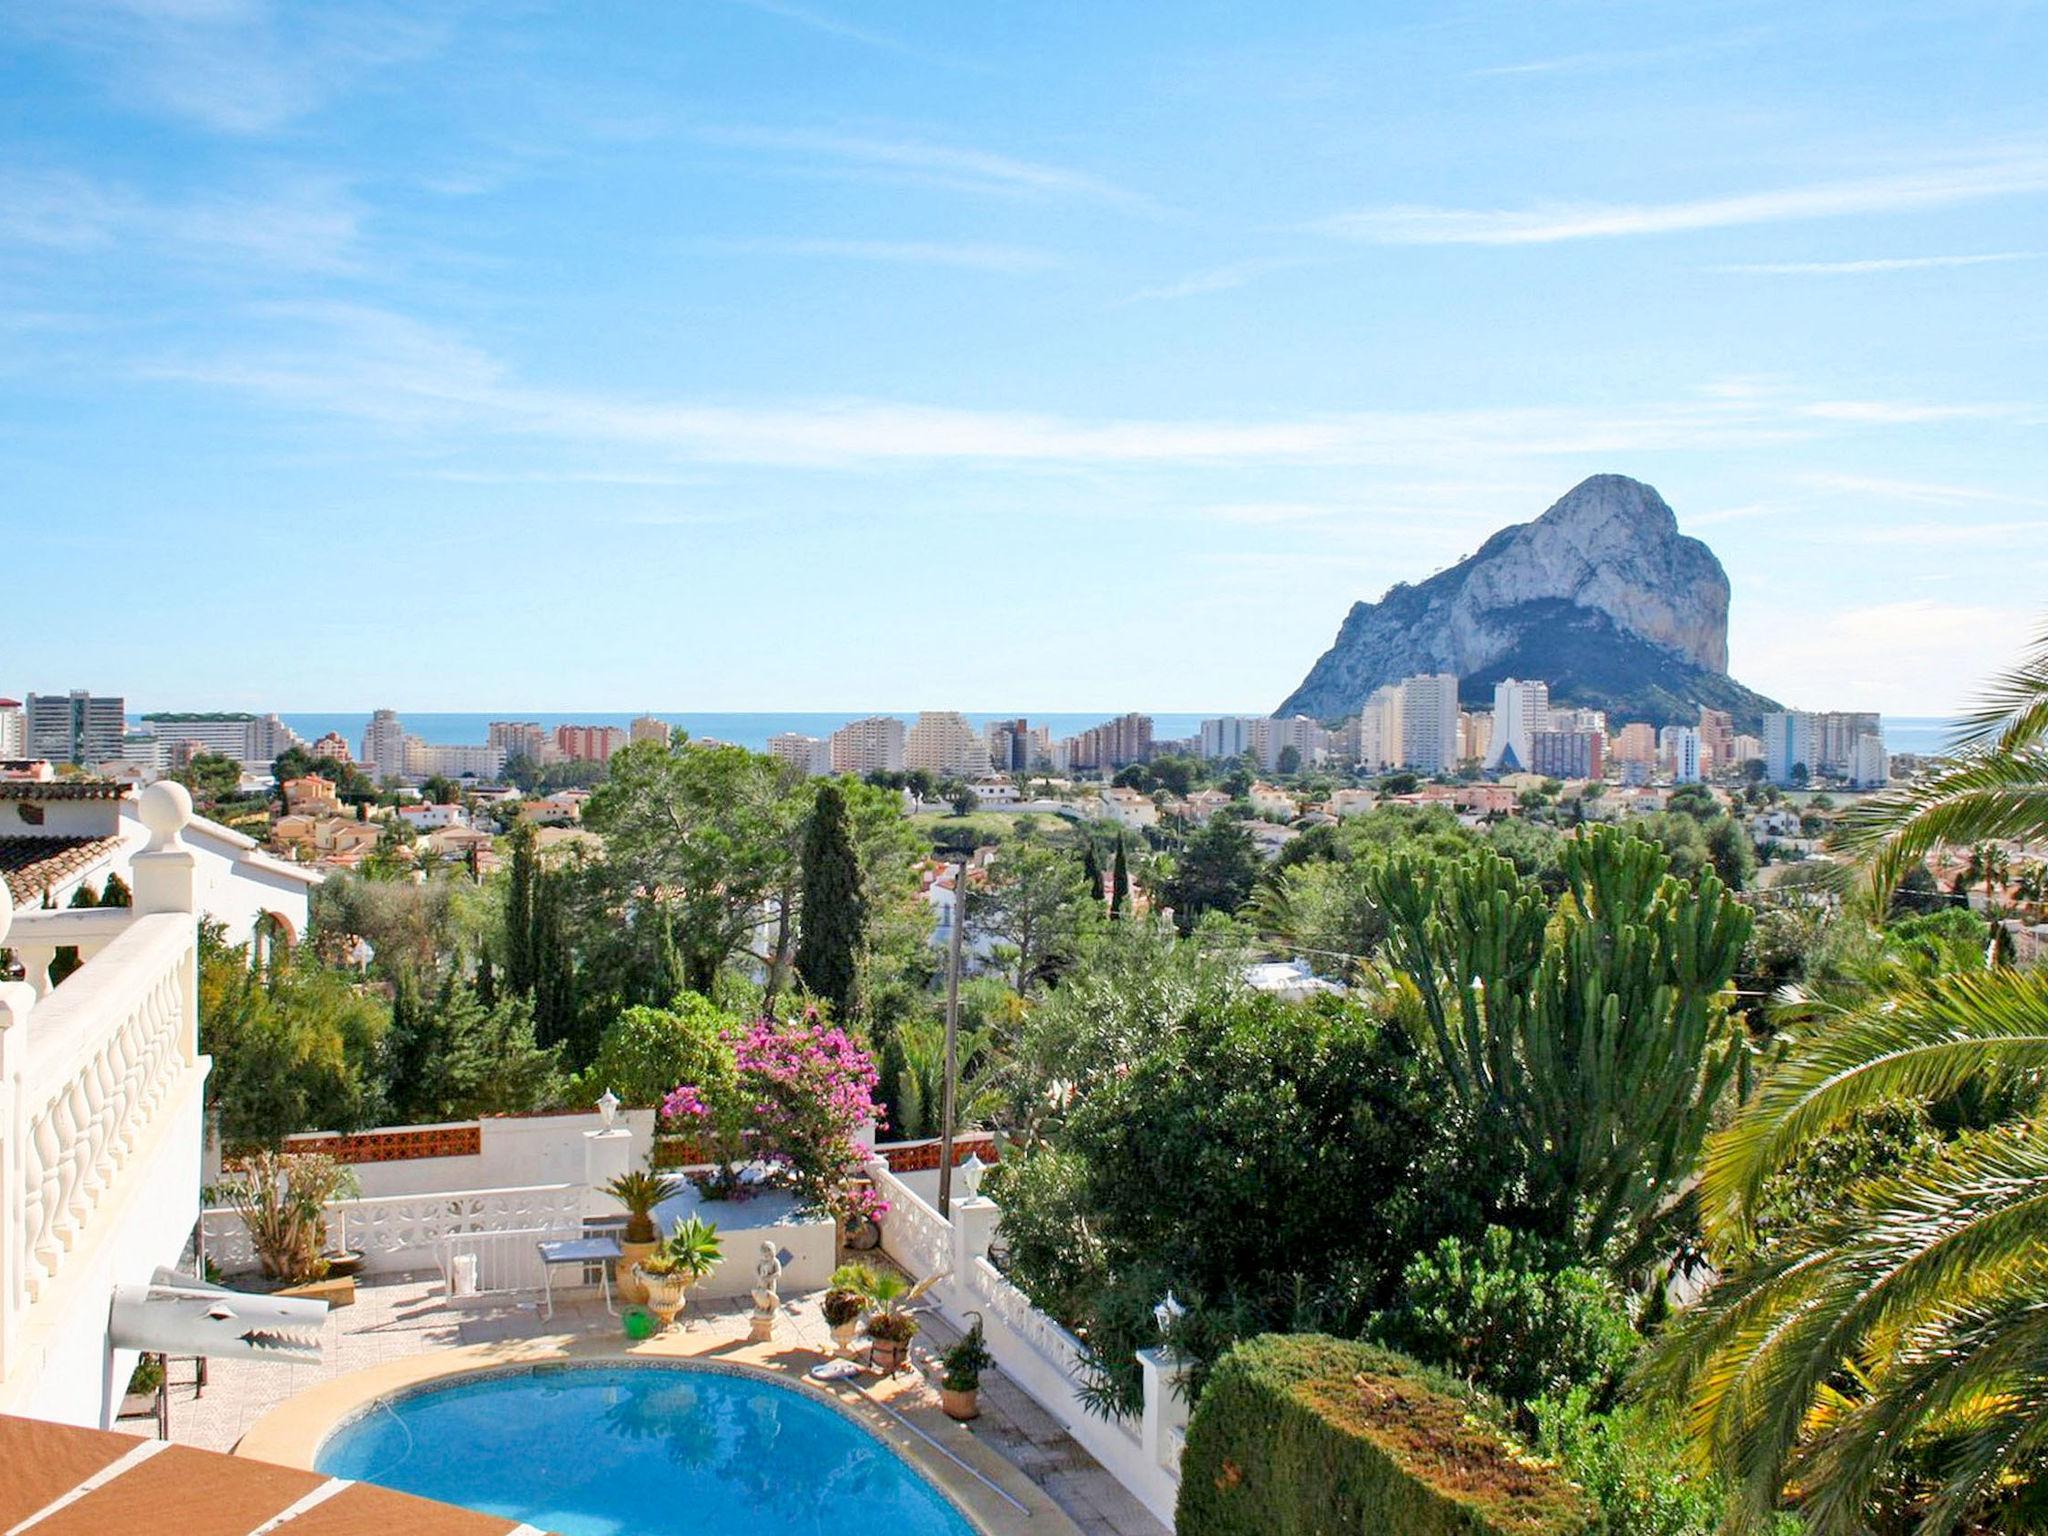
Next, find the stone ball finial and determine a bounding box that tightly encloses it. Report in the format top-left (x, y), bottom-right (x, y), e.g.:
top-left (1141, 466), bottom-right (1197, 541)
top-left (139, 780), bottom-right (194, 851)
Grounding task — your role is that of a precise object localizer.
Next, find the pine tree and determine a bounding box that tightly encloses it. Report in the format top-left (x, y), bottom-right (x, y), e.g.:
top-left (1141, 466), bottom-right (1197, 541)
top-left (795, 781), bottom-right (865, 1017)
top-left (1111, 833), bottom-right (1129, 918)
top-left (1081, 841), bottom-right (1104, 903)
top-left (473, 952), bottom-right (497, 1011)
top-left (530, 868), bottom-right (577, 1054)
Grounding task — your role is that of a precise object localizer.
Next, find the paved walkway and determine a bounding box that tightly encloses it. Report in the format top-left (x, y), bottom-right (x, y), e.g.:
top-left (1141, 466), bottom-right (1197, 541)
top-left (118, 1270), bottom-right (1167, 1536)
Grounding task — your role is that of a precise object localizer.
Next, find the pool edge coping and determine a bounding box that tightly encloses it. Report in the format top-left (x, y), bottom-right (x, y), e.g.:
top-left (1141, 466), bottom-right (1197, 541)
top-left (231, 1329), bottom-right (1084, 1536)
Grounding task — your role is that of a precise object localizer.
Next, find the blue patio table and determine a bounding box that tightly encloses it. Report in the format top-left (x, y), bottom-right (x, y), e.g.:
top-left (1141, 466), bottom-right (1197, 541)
top-left (537, 1235), bottom-right (623, 1320)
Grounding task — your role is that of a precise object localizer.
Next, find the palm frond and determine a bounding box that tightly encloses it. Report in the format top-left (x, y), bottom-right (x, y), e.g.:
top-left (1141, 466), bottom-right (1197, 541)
top-left (1641, 1124), bottom-right (2048, 1536)
top-left (1699, 967), bottom-right (2048, 1242)
top-left (1953, 619), bottom-right (2048, 753)
top-left (1830, 745), bottom-right (2048, 906)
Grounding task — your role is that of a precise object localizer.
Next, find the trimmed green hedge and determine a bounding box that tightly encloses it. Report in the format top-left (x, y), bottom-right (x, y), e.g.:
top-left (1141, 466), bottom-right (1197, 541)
top-left (1176, 1334), bottom-right (1593, 1536)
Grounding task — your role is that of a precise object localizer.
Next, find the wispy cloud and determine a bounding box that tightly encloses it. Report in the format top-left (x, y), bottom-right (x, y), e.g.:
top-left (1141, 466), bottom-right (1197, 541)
top-left (7, 0), bottom-right (457, 133)
top-left (1125, 256), bottom-right (1313, 303)
top-left (716, 0), bottom-right (973, 69)
top-left (1801, 472), bottom-right (2048, 508)
top-left (1466, 37), bottom-right (1753, 80)
top-left (1319, 150), bottom-right (2048, 245)
top-left (1712, 252), bottom-right (2037, 275)
top-left (1743, 600), bottom-right (2037, 713)
top-left (139, 306), bottom-right (2034, 473)
top-left (0, 167), bottom-right (365, 272)
top-left (697, 126), bottom-right (1141, 204)
top-left (704, 237), bottom-right (1062, 273)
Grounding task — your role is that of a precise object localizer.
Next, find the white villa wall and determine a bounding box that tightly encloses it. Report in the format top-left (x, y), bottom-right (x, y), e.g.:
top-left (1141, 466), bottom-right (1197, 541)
top-left (259, 1109), bottom-right (661, 1198)
top-left (14, 1081), bottom-right (203, 1428)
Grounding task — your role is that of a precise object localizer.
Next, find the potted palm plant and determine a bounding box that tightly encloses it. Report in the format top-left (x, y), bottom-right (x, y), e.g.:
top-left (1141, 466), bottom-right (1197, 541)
top-left (604, 1169), bottom-right (677, 1304)
top-left (823, 1264), bottom-right (874, 1356)
top-left (937, 1316), bottom-right (993, 1420)
top-left (858, 1268), bottom-right (942, 1374)
top-left (634, 1215), bottom-right (722, 1330)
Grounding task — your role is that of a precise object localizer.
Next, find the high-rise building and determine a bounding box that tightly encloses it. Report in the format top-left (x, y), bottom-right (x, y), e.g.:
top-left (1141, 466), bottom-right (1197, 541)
top-left (1731, 733), bottom-right (1764, 768)
top-left (0, 698), bottom-right (25, 759)
top-left (906, 711), bottom-right (991, 777)
top-left (1662, 726), bottom-right (1702, 784)
top-left (1850, 732), bottom-right (1891, 789)
top-left (1459, 709), bottom-right (1492, 765)
top-left (630, 715), bottom-right (673, 745)
top-left (1531, 729), bottom-right (1605, 781)
top-left (1484, 679), bottom-right (1550, 773)
top-left (767, 732), bottom-right (832, 776)
top-left (985, 718), bottom-right (1031, 773)
top-left (1697, 707), bottom-right (1736, 775)
top-left (136, 712), bottom-right (302, 768)
top-left (1610, 723), bottom-right (1657, 767)
top-left (829, 715), bottom-right (906, 776)
top-left (1199, 717), bottom-right (1262, 761)
top-left (361, 708), bottom-right (407, 782)
top-left (1355, 685), bottom-right (1405, 771)
top-left (404, 738), bottom-right (505, 780)
top-left (488, 721), bottom-right (550, 760)
top-left (1397, 674), bottom-right (1460, 774)
top-left (1763, 712), bottom-right (1821, 785)
top-left (311, 731), bottom-right (353, 764)
top-left (1262, 715), bottom-right (1327, 772)
top-left (28, 690), bottom-right (127, 766)
top-left (555, 724), bottom-right (628, 763)
top-left (1818, 712), bottom-right (1883, 779)
top-left (1061, 713), bottom-right (1154, 772)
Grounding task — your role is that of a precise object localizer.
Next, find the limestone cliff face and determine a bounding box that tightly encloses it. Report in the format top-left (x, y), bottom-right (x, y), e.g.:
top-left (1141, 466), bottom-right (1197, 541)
top-left (1278, 475), bottom-right (1774, 729)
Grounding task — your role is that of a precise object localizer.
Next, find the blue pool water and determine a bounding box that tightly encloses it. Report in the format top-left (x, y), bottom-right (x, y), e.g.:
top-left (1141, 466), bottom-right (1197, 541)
top-left (316, 1364), bottom-right (979, 1536)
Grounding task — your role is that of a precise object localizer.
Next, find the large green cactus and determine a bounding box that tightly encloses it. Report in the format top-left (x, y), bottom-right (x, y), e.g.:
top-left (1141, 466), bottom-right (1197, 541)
top-left (1368, 824), bottom-right (1751, 1257)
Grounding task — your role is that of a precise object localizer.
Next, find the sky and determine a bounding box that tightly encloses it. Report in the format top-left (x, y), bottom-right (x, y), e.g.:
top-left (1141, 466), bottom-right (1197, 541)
top-left (3, 0), bottom-right (2045, 717)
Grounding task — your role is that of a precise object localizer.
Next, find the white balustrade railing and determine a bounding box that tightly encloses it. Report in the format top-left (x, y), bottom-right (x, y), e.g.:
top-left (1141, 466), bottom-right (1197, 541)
top-left (869, 1160), bottom-right (953, 1283)
top-left (863, 1147), bottom-right (1184, 1526)
top-left (1, 782), bottom-right (206, 1397)
top-left (203, 1183), bottom-right (586, 1279)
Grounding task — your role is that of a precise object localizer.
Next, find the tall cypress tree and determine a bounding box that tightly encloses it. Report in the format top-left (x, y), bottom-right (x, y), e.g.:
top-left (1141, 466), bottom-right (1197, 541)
top-left (504, 821), bottom-right (538, 998)
top-left (1111, 833), bottom-right (1129, 918)
top-left (795, 782), bottom-right (865, 1018)
top-left (1081, 840), bottom-right (1105, 903)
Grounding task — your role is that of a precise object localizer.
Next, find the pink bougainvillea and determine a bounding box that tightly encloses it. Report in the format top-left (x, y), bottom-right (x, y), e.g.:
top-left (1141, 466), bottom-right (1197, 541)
top-left (663, 1006), bottom-right (888, 1222)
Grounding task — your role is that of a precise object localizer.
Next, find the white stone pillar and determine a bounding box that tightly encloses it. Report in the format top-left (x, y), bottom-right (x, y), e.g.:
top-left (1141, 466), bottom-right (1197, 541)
top-left (1138, 1346), bottom-right (1193, 1474)
top-left (950, 1194), bottom-right (1000, 1303)
top-left (582, 1128), bottom-right (633, 1218)
top-left (130, 782), bottom-right (201, 917)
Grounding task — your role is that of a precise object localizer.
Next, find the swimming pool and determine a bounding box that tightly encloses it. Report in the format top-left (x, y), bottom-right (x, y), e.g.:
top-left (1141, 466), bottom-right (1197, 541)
top-left (315, 1362), bottom-right (981, 1536)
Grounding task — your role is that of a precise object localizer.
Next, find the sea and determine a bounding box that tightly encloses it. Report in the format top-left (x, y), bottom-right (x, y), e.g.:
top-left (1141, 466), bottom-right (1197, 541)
top-left (256, 712), bottom-right (1962, 758)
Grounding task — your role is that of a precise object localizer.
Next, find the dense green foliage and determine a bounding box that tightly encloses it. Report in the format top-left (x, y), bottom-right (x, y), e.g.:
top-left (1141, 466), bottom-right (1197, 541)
top-left (1177, 1334), bottom-right (1593, 1536)
top-left (583, 994), bottom-right (737, 1108)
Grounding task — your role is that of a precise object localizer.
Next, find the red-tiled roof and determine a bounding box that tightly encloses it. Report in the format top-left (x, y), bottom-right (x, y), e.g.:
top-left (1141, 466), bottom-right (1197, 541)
top-left (0, 1415), bottom-right (536, 1535)
top-left (0, 836), bottom-right (126, 904)
top-left (0, 780), bottom-right (129, 801)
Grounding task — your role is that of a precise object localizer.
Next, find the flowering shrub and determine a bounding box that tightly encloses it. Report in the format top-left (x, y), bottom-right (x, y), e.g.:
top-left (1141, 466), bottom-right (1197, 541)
top-left (662, 1007), bottom-right (888, 1223)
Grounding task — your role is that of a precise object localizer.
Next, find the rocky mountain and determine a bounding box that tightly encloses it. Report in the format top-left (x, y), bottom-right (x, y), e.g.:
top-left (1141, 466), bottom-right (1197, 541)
top-left (1276, 474), bottom-right (1779, 730)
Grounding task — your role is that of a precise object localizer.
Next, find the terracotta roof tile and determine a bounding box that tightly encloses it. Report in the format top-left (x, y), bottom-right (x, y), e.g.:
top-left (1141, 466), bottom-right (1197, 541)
top-left (0, 835), bottom-right (126, 903)
top-left (0, 779), bottom-right (129, 801)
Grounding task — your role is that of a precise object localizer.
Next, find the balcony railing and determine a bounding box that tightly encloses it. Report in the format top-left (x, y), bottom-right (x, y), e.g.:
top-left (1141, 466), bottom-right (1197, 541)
top-left (1, 784), bottom-right (204, 1401)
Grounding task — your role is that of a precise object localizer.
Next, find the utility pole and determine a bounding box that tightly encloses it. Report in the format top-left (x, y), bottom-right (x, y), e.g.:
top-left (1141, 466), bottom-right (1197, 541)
top-left (936, 850), bottom-right (968, 1218)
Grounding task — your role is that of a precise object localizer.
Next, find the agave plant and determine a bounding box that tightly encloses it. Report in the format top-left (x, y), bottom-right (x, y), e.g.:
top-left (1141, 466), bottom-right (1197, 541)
top-left (1644, 627), bottom-right (2048, 1535)
top-left (853, 1266), bottom-right (944, 1343)
top-left (604, 1169), bottom-right (678, 1245)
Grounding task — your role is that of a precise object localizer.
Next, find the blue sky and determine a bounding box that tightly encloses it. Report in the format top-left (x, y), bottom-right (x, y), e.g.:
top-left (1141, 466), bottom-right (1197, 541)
top-left (4, 0), bottom-right (2045, 716)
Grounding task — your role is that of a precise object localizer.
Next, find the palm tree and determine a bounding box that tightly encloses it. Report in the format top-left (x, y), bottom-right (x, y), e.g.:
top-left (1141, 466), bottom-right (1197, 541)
top-left (1645, 627), bottom-right (2048, 1535)
top-left (1834, 622), bottom-right (2048, 904)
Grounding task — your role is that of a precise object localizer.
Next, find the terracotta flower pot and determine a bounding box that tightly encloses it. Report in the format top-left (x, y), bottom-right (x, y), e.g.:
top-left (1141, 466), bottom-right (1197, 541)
top-left (618, 1239), bottom-right (658, 1303)
top-left (940, 1386), bottom-right (980, 1421)
top-left (869, 1335), bottom-right (911, 1374)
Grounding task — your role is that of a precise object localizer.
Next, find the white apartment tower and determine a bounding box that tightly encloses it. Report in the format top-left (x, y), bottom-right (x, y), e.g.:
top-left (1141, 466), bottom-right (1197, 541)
top-left (905, 711), bottom-right (990, 778)
top-left (26, 690), bottom-right (126, 766)
top-left (767, 732), bottom-right (833, 776)
top-left (829, 715), bottom-right (906, 776)
top-left (1199, 716), bottom-right (1263, 761)
top-left (361, 707), bottom-right (407, 783)
top-left (1484, 679), bottom-right (1550, 773)
top-left (1398, 673), bottom-right (1461, 774)
top-left (1356, 685), bottom-right (1405, 771)
top-left (0, 698), bottom-right (26, 759)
